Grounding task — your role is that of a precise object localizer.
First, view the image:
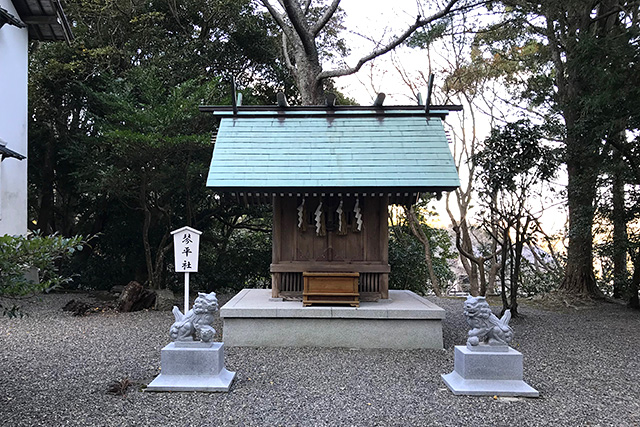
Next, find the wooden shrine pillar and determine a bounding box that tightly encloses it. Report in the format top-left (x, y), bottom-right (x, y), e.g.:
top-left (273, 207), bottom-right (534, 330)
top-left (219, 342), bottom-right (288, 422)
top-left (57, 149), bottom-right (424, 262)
top-left (379, 194), bottom-right (389, 299)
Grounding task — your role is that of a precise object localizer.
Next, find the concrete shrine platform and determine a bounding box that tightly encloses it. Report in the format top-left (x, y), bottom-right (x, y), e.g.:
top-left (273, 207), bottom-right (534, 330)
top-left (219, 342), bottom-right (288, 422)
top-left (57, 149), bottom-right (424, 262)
top-left (220, 289), bottom-right (445, 349)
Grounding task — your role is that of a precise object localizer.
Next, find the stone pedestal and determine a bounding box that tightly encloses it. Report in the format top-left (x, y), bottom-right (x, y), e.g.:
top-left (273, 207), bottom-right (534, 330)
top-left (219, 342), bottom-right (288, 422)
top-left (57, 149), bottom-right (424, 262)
top-left (221, 289), bottom-right (445, 349)
top-left (146, 342), bottom-right (235, 392)
top-left (441, 345), bottom-right (538, 397)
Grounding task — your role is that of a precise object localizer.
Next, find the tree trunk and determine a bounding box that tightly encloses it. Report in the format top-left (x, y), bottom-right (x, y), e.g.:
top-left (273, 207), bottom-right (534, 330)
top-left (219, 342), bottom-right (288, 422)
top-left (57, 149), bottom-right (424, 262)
top-left (476, 258), bottom-right (488, 298)
top-left (295, 58), bottom-right (325, 105)
top-left (500, 231), bottom-right (509, 312)
top-left (508, 216), bottom-right (529, 317)
top-left (540, 3), bottom-right (602, 298)
top-left (629, 250), bottom-right (640, 309)
top-left (487, 240), bottom-right (500, 295)
top-left (36, 138), bottom-right (56, 235)
top-left (612, 150), bottom-right (628, 299)
top-left (139, 174), bottom-right (156, 289)
top-left (560, 130), bottom-right (601, 297)
top-left (405, 205), bottom-right (442, 296)
top-left (152, 231), bottom-right (171, 290)
top-left (453, 220), bottom-right (481, 296)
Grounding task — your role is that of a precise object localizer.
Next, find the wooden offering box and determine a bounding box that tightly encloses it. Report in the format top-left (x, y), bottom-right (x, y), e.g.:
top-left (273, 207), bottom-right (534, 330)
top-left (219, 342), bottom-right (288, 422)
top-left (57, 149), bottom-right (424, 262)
top-left (303, 272), bottom-right (360, 307)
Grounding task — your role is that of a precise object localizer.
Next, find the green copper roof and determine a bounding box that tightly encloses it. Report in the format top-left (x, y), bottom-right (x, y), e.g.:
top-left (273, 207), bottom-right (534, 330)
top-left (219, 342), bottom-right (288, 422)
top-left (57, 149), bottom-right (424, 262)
top-left (206, 113), bottom-right (459, 192)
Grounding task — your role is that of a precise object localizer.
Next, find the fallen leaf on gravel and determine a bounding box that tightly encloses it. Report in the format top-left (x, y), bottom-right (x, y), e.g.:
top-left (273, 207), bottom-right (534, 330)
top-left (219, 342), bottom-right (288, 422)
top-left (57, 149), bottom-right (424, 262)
top-left (107, 378), bottom-right (132, 397)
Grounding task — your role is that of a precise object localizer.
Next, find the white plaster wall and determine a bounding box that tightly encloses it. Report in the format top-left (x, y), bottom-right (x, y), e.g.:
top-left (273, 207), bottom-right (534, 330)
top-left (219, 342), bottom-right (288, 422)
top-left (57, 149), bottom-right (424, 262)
top-left (0, 0), bottom-right (29, 236)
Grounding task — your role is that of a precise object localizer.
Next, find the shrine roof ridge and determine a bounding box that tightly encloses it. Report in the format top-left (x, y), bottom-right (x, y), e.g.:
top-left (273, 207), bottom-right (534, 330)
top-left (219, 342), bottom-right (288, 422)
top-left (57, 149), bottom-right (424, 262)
top-left (198, 104), bottom-right (462, 119)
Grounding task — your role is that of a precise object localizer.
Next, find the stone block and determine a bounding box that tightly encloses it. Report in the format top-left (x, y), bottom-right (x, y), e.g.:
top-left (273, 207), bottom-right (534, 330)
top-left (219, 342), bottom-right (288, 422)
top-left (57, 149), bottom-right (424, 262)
top-left (223, 317), bottom-right (443, 349)
top-left (330, 306), bottom-right (388, 319)
top-left (277, 306), bottom-right (332, 318)
top-left (455, 346), bottom-right (523, 380)
top-left (219, 289), bottom-right (445, 349)
top-left (154, 289), bottom-right (176, 311)
top-left (466, 343), bottom-right (509, 352)
top-left (146, 342), bottom-right (235, 392)
top-left (441, 371), bottom-right (539, 397)
top-left (442, 345), bottom-right (538, 397)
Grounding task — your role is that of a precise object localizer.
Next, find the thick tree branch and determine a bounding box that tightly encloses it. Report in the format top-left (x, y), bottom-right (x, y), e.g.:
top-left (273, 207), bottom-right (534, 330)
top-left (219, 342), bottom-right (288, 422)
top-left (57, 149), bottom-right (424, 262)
top-left (311, 0), bottom-right (341, 37)
top-left (317, 0), bottom-right (470, 80)
top-left (260, 0), bottom-right (293, 39)
top-left (282, 33), bottom-right (295, 72)
top-left (404, 205), bottom-right (442, 296)
top-left (281, 0), bottom-right (317, 56)
top-left (453, 224), bottom-right (494, 265)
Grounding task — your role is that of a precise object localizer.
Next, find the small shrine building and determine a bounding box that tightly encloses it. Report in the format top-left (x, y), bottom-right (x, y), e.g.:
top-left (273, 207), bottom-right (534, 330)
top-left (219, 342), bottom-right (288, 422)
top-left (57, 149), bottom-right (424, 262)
top-left (202, 99), bottom-right (460, 303)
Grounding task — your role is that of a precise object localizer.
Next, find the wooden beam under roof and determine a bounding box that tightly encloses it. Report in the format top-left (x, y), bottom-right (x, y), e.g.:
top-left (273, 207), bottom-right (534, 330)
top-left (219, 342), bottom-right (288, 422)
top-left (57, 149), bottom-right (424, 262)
top-left (11, 0), bottom-right (73, 42)
top-left (21, 15), bottom-right (57, 24)
top-left (223, 190), bottom-right (426, 207)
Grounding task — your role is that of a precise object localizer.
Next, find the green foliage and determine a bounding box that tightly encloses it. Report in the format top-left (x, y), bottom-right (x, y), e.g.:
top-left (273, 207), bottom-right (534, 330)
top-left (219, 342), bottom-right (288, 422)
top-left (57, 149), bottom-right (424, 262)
top-left (518, 267), bottom-right (559, 297)
top-left (472, 2), bottom-right (640, 299)
top-left (518, 253), bottom-right (564, 297)
top-left (1, 304), bottom-right (24, 319)
top-left (27, 0), bottom-right (293, 291)
top-left (0, 233), bottom-right (84, 296)
top-left (389, 221), bottom-right (455, 295)
top-left (472, 119), bottom-right (561, 312)
top-left (406, 20), bottom-right (450, 49)
top-left (473, 119), bottom-right (560, 195)
top-left (197, 226), bottom-right (272, 292)
top-left (309, 5), bottom-right (350, 61)
top-left (468, 10), bottom-right (556, 109)
top-left (0, 233), bottom-right (84, 316)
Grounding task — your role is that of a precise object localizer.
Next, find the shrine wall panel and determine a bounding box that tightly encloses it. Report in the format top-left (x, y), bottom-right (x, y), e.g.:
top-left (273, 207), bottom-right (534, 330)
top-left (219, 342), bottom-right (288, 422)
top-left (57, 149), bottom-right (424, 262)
top-left (274, 195), bottom-right (386, 265)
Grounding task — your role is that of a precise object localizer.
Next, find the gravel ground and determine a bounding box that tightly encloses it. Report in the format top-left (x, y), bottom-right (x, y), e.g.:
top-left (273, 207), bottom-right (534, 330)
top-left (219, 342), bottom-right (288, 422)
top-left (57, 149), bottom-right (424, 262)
top-left (0, 292), bottom-right (639, 427)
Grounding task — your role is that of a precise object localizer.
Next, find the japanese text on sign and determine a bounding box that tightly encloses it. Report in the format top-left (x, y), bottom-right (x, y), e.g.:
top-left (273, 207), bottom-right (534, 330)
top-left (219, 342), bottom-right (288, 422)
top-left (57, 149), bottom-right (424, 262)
top-left (171, 226), bottom-right (202, 273)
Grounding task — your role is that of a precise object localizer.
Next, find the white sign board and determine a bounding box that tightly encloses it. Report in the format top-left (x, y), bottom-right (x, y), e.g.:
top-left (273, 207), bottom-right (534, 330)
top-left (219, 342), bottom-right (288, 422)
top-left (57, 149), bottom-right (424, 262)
top-left (171, 226), bottom-right (202, 273)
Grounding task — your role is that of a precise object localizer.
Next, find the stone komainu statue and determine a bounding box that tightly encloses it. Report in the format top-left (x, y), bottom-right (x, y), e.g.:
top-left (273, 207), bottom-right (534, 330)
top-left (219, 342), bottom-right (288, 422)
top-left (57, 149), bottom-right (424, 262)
top-left (463, 296), bottom-right (513, 347)
top-left (169, 292), bottom-right (218, 342)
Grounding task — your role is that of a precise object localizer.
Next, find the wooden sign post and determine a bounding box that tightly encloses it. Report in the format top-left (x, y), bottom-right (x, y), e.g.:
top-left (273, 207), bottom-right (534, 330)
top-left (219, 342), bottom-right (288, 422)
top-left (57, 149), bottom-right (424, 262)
top-left (171, 226), bottom-right (202, 313)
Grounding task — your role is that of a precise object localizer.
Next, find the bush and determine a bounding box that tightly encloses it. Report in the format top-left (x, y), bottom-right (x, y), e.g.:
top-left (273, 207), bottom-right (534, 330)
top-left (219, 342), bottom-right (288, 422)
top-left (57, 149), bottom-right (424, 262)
top-left (0, 233), bottom-right (84, 316)
top-left (194, 228), bottom-right (272, 292)
top-left (518, 260), bottom-right (561, 297)
top-left (388, 224), bottom-right (455, 295)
